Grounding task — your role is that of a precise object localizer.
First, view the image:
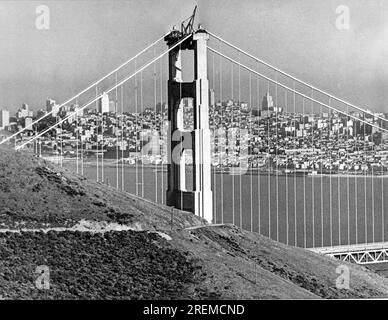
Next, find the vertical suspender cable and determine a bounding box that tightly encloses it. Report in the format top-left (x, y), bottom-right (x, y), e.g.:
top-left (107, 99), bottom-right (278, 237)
top-left (347, 104), bottom-right (350, 245)
top-left (293, 81), bottom-right (297, 246)
top-left (81, 111), bottom-right (84, 176)
top-left (141, 69), bottom-right (144, 198)
top-left (219, 40), bottom-right (224, 224)
top-left (372, 120), bottom-right (375, 243)
top-left (355, 116), bottom-right (360, 244)
top-left (275, 71), bottom-right (279, 242)
top-left (231, 60), bottom-right (235, 226)
top-left (311, 89), bottom-right (315, 248)
top-left (179, 43), bottom-right (182, 210)
top-left (267, 80), bottom-right (271, 239)
top-left (285, 89), bottom-right (289, 245)
top-left (238, 52), bottom-right (242, 229)
top-left (355, 115), bottom-right (360, 244)
top-left (160, 57), bottom-right (164, 204)
top-left (102, 97), bottom-right (104, 183)
top-left (382, 133), bottom-right (385, 242)
top-left (116, 72), bottom-right (119, 189)
top-left (249, 72), bottom-right (253, 232)
top-left (257, 61), bottom-right (261, 235)
top-left (96, 86), bottom-right (99, 182)
top-left (101, 93), bottom-right (104, 183)
top-left (121, 84), bottom-right (124, 190)
top-left (302, 97), bottom-right (306, 247)
top-left (329, 98), bottom-right (333, 246)
top-left (337, 109), bottom-right (341, 245)
top-left (214, 52), bottom-right (217, 223)
top-left (320, 97), bottom-right (323, 246)
top-left (154, 46), bottom-right (158, 202)
top-left (60, 120), bottom-right (63, 168)
top-left (80, 94), bottom-right (84, 176)
top-left (135, 59), bottom-right (139, 196)
top-left (35, 134), bottom-right (37, 155)
top-left (76, 103), bottom-right (79, 174)
top-left (364, 113), bottom-right (368, 243)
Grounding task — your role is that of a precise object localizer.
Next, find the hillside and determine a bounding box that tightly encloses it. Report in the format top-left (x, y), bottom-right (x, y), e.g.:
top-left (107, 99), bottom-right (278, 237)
top-left (1, 145), bottom-right (388, 299)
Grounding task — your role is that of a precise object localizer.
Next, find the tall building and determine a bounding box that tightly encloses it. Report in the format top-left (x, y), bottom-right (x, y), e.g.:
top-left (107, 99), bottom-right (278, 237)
top-left (209, 89), bottom-right (215, 107)
top-left (0, 109), bottom-right (9, 129)
top-left (24, 117), bottom-right (33, 130)
top-left (52, 105), bottom-right (60, 118)
top-left (262, 92), bottom-right (274, 110)
top-left (46, 98), bottom-right (55, 111)
top-left (261, 92), bottom-right (274, 119)
top-left (17, 103), bottom-right (33, 119)
top-left (98, 92), bottom-right (110, 114)
top-left (46, 98), bottom-right (59, 117)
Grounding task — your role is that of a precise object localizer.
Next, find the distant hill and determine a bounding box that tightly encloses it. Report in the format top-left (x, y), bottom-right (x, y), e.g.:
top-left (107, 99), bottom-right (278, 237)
top-left (1, 145), bottom-right (388, 299)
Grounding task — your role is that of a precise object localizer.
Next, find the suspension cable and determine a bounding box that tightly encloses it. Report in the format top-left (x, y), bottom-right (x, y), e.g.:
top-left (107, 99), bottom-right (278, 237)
top-left (1, 33), bottom-right (170, 146)
top-left (16, 33), bottom-right (193, 150)
top-left (207, 31), bottom-right (388, 124)
top-left (207, 47), bottom-right (388, 134)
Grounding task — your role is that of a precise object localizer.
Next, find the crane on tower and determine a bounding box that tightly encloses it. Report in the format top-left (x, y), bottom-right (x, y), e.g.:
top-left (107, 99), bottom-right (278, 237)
top-left (165, 6), bottom-right (198, 45)
top-left (180, 5), bottom-right (197, 35)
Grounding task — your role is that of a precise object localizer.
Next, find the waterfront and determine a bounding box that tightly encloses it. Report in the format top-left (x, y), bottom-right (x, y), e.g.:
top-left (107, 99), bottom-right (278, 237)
top-left (63, 162), bottom-right (388, 249)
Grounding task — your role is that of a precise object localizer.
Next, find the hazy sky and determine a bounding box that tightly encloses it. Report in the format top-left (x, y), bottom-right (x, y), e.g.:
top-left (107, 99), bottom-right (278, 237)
top-left (0, 0), bottom-right (387, 112)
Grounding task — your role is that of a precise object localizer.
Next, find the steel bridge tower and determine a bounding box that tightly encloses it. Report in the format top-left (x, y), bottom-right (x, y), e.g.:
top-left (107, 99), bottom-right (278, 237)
top-left (164, 27), bottom-right (213, 223)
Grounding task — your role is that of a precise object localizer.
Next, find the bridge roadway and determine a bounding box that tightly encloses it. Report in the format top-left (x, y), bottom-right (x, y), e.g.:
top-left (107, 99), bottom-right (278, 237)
top-left (309, 242), bottom-right (388, 265)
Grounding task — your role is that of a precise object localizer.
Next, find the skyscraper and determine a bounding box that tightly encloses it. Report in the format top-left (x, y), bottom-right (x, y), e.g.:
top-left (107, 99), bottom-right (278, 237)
top-left (98, 93), bottom-right (110, 114)
top-left (46, 99), bottom-right (56, 112)
top-left (17, 103), bottom-right (33, 119)
top-left (262, 92), bottom-right (274, 110)
top-left (0, 110), bottom-right (9, 129)
top-left (209, 88), bottom-right (215, 107)
top-left (261, 92), bottom-right (274, 118)
top-left (24, 117), bottom-right (33, 130)
top-left (46, 98), bottom-right (59, 117)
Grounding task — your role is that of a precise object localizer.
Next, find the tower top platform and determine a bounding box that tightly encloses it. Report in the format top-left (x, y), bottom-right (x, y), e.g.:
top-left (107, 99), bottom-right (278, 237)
top-left (164, 27), bottom-right (208, 48)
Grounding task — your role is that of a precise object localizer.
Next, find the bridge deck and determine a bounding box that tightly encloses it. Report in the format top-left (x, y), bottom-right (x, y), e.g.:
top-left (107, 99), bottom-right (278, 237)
top-left (309, 242), bottom-right (388, 265)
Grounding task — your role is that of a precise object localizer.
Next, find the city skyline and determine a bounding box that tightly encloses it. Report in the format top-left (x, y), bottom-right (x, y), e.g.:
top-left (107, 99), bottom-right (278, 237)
top-left (3, 92), bottom-right (387, 177)
top-left (2, 88), bottom-right (387, 129)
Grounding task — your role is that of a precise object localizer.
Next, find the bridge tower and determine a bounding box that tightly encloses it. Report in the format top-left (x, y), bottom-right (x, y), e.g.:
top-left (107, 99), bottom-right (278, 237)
top-left (164, 27), bottom-right (213, 223)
